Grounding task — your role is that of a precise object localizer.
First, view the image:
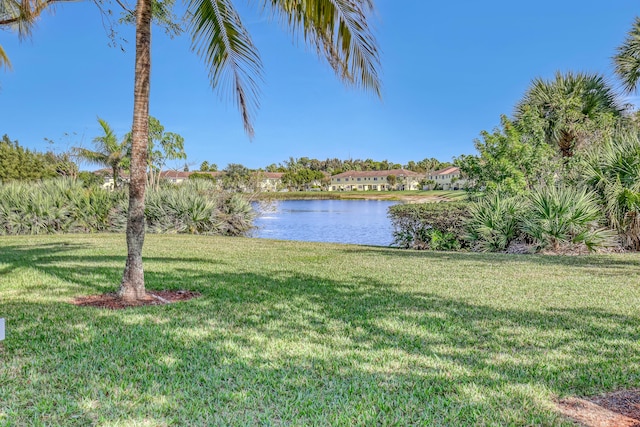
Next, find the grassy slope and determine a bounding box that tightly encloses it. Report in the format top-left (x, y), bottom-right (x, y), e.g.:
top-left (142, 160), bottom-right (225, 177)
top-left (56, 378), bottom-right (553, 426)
top-left (0, 234), bottom-right (639, 426)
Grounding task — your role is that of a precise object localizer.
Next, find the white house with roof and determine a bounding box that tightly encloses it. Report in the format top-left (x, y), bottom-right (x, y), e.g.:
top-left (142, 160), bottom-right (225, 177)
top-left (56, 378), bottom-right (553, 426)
top-left (426, 166), bottom-right (466, 190)
top-left (329, 169), bottom-right (422, 191)
top-left (256, 172), bottom-right (284, 192)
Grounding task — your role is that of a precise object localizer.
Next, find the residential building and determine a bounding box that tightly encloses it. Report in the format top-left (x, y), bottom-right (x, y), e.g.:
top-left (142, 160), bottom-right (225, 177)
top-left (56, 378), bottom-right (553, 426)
top-left (256, 172), bottom-right (284, 192)
top-left (329, 169), bottom-right (422, 191)
top-left (426, 166), bottom-right (466, 190)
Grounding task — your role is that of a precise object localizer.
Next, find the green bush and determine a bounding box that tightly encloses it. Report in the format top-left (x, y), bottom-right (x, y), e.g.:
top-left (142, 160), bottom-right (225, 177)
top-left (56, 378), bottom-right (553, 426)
top-left (522, 186), bottom-right (618, 252)
top-left (388, 202), bottom-right (470, 249)
top-left (465, 191), bottom-right (525, 252)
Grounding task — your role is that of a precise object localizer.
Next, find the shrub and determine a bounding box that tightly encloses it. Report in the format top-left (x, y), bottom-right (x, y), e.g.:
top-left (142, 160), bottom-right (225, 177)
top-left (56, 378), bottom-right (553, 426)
top-left (388, 202), bottom-right (470, 249)
top-left (580, 132), bottom-right (640, 250)
top-left (522, 186), bottom-right (618, 252)
top-left (465, 191), bottom-right (525, 252)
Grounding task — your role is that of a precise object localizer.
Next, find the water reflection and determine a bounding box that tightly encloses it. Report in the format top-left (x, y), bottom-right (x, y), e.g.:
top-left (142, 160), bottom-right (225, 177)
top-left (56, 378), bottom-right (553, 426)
top-left (252, 199), bottom-right (398, 246)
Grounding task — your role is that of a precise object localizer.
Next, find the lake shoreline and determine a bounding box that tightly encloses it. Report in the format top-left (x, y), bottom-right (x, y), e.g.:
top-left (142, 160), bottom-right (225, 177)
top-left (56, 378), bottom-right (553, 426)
top-left (254, 190), bottom-right (466, 204)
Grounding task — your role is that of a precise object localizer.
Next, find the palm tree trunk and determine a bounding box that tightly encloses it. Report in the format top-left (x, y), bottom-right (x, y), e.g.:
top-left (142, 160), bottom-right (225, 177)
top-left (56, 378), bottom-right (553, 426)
top-left (118, 0), bottom-right (152, 301)
top-left (112, 166), bottom-right (118, 190)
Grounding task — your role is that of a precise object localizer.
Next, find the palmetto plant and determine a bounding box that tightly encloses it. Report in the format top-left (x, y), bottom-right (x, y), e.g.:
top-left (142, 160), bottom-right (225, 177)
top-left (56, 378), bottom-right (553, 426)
top-left (613, 16), bottom-right (640, 94)
top-left (514, 72), bottom-right (623, 158)
top-left (581, 131), bottom-right (640, 250)
top-left (73, 118), bottom-right (130, 189)
top-left (465, 190), bottom-right (525, 252)
top-left (522, 186), bottom-right (617, 252)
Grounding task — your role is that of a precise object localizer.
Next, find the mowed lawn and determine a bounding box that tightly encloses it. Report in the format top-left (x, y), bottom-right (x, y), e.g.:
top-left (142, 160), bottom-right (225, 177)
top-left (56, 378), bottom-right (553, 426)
top-left (1, 234), bottom-right (639, 426)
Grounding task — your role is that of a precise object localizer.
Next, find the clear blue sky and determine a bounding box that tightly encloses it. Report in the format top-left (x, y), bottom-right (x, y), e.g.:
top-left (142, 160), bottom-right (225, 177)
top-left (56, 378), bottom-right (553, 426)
top-left (1, 1), bottom-right (638, 170)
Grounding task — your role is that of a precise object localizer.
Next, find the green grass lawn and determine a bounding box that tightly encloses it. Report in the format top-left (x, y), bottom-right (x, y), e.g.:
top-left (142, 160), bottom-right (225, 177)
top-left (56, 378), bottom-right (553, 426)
top-left (1, 234), bottom-right (639, 426)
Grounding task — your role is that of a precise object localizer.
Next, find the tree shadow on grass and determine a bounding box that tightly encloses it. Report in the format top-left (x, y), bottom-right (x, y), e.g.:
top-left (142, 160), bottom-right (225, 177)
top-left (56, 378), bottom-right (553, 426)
top-left (339, 245), bottom-right (640, 273)
top-left (1, 249), bottom-right (639, 425)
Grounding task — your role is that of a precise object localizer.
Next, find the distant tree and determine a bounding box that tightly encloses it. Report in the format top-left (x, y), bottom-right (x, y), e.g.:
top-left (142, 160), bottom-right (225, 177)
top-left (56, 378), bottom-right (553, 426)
top-left (73, 118), bottom-right (129, 189)
top-left (199, 161), bottom-right (218, 172)
top-left (0, 134), bottom-right (73, 181)
top-left (125, 116), bottom-right (186, 189)
top-left (455, 115), bottom-right (559, 194)
top-left (189, 171), bottom-right (218, 182)
top-left (223, 163), bottom-right (251, 191)
top-left (386, 174), bottom-right (397, 190)
top-left (78, 170), bottom-right (105, 188)
top-left (613, 17), bottom-right (640, 94)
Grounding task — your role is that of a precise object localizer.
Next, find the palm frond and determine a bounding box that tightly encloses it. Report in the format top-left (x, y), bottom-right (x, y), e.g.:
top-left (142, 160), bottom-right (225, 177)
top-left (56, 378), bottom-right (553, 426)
top-left (263, 0), bottom-right (381, 96)
top-left (0, 44), bottom-right (10, 70)
top-left (72, 147), bottom-right (109, 166)
top-left (614, 17), bottom-right (640, 94)
top-left (187, 0), bottom-right (263, 137)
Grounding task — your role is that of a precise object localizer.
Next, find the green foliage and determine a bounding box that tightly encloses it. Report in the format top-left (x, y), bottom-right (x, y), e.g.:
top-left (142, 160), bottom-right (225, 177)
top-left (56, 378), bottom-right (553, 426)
top-left (73, 118), bottom-right (129, 189)
top-left (522, 186), bottom-right (617, 252)
top-left (281, 168), bottom-right (325, 190)
top-left (0, 178), bottom-right (254, 236)
top-left (0, 134), bottom-right (75, 182)
top-left (514, 71), bottom-right (622, 158)
top-left (455, 115), bottom-right (558, 195)
top-left (0, 178), bottom-right (123, 234)
top-left (77, 171), bottom-right (106, 188)
top-left (222, 163), bottom-right (252, 191)
top-left (465, 191), bottom-right (525, 252)
top-left (199, 160), bottom-right (218, 172)
top-left (140, 180), bottom-right (254, 236)
top-left (613, 16), bottom-right (640, 94)
top-left (579, 131), bottom-right (640, 249)
top-left (388, 202), bottom-right (470, 249)
top-left (124, 116), bottom-right (187, 189)
top-left (189, 171), bottom-right (218, 182)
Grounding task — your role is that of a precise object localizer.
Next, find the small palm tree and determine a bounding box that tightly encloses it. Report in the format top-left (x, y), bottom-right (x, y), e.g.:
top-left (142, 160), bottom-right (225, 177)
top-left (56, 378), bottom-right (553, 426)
top-left (74, 118), bottom-right (129, 190)
top-left (613, 17), bottom-right (640, 94)
top-left (515, 71), bottom-right (623, 158)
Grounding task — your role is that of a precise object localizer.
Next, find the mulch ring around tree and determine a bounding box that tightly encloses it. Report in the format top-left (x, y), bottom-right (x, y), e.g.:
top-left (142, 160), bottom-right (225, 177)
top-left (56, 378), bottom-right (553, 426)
top-left (72, 290), bottom-right (201, 310)
top-left (556, 390), bottom-right (640, 427)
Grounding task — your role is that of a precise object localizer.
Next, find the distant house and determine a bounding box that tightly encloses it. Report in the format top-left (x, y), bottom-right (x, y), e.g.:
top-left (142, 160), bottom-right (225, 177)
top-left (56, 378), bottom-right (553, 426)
top-left (426, 166), bottom-right (466, 190)
top-left (256, 172), bottom-right (284, 192)
top-left (94, 169), bottom-right (128, 190)
top-left (329, 169), bottom-right (422, 191)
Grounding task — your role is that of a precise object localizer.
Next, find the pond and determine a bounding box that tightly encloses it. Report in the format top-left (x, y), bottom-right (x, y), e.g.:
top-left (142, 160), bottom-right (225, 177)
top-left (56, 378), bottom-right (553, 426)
top-left (252, 199), bottom-right (399, 246)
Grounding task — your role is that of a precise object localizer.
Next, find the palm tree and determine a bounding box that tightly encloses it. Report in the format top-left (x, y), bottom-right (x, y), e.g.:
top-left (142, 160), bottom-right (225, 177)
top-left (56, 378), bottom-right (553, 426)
top-left (73, 118), bottom-right (129, 190)
top-left (118, 0), bottom-right (382, 301)
top-left (614, 17), bottom-right (640, 94)
top-left (514, 71), bottom-right (623, 158)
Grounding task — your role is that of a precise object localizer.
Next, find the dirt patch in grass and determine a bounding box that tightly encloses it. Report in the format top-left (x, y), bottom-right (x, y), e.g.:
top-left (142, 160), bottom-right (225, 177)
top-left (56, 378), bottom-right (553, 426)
top-left (557, 390), bottom-right (640, 427)
top-left (72, 290), bottom-right (201, 309)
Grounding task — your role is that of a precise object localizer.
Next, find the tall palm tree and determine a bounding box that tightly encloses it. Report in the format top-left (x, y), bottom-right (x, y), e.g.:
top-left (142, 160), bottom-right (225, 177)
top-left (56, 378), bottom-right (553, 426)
top-left (614, 17), bottom-right (640, 94)
top-left (514, 71), bottom-right (623, 158)
top-left (73, 118), bottom-right (129, 190)
top-left (119, 0), bottom-right (382, 301)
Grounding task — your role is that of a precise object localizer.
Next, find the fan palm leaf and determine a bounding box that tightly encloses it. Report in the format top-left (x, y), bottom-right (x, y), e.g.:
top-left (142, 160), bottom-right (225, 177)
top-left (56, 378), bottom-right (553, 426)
top-left (614, 17), bottom-right (640, 94)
